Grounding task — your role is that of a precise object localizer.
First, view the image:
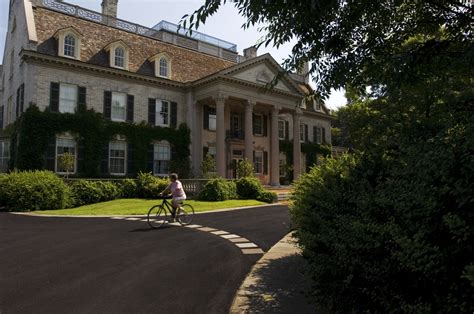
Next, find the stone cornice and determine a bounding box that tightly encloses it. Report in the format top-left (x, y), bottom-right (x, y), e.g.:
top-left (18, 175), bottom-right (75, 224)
top-left (20, 49), bottom-right (184, 89)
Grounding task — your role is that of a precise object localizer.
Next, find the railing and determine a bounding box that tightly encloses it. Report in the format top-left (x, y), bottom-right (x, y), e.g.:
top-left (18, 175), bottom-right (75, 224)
top-left (226, 129), bottom-right (245, 140)
top-left (41, 0), bottom-right (238, 60)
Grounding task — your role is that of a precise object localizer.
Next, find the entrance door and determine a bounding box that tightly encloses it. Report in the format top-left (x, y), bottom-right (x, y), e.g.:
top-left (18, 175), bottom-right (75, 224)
top-left (231, 149), bottom-right (244, 179)
top-left (230, 114), bottom-right (243, 139)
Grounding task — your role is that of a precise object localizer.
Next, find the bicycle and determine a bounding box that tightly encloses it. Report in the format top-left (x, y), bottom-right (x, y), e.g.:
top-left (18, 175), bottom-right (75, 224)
top-left (147, 195), bottom-right (195, 229)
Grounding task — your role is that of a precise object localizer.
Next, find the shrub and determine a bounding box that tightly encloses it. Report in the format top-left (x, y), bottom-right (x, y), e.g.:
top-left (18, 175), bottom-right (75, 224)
top-left (0, 170), bottom-right (71, 211)
top-left (236, 159), bottom-right (255, 178)
top-left (71, 180), bottom-right (120, 206)
top-left (119, 178), bottom-right (138, 198)
top-left (135, 172), bottom-right (168, 199)
top-left (236, 177), bottom-right (263, 199)
top-left (256, 190), bottom-right (278, 203)
top-left (198, 178), bottom-right (237, 201)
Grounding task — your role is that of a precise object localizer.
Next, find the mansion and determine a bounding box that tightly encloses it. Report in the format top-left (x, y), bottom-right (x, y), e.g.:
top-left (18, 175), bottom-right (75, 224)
top-left (0, 0), bottom-right (333, 185)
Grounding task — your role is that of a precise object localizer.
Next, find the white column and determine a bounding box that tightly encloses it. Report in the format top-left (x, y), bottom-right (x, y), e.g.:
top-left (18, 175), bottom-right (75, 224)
top-left (293, 109), bottom-right (302, 180)
top-left (215, 95), bottom-right (227, 177)
top-left (244, 100), bottom-right (254, 162)
top-left (270, 106), bottom-right (280, 186)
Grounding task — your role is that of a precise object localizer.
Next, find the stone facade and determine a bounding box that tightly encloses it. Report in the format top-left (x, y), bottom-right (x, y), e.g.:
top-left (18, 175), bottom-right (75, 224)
top-left (0, 0), bottom-right (334, 185)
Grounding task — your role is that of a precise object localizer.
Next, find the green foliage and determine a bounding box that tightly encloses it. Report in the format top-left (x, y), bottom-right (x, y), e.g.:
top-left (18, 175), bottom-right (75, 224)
top-left (0, 170), bottom-right (71, 211)
top-left (57, 152), bottom-right (75, 178)
top-left (256, 190), bottom-right (278, 203)
top-left (200, 153), bottom-right (216, 178)
top-left (236, 159), bottom-right (255, 178)
top-left (119, 178), bottom-right (138, 198)
top-left (236, 176), bottom-right (263, 199)
top-left (198, 178), bottom-right (237, 201)
top-left (10, 106), bottom-right (191, 177)
top-left (135, 172), bottom-right (168, 199)
top-left (279, 139), bottom-right (331, 176)
top-left (71, 180), bottom-right (120, 206)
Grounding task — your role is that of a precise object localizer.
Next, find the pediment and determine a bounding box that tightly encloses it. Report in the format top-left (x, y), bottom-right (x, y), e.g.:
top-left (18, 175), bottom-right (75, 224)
top-left (225, 61), bottom-right (299, 94)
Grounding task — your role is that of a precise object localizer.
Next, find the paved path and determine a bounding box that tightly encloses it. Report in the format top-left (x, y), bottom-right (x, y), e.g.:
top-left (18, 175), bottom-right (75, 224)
top-left (0, 205), bottom-right (291, 313)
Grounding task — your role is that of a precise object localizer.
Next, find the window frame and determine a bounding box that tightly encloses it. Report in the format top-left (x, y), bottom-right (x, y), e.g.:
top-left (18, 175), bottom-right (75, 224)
top-left (254, 150), bottom-right (264, 174)
top-left (63, 34), bottom-right (76, 58)
top-left (55, 137), bottom-right (77, 174)
top-left (159, 57), bottom-right (168, 78)
top-left (315, 127), bottom-right (323, 144)
top-left (300, 123), bottom-right (305, 142)
top-left (114, 47), bottom-right (125, 68)
top-left (111, 91), bottom-right (127, 122)
top-left (155, 99), bottom-right (170, 127)
top-left (59, 83), bottom-right (78, 114)
top-left (279, 152), bottom-right (286, 177)
top-left (54, 28), bottom-right (82, 60)
top-left (150, 53), bottom-right (172, 79)
top-left (0, 140), bottom-right (10, 173)
top-left (153, 142), bottom-right (171, 176)
top-left (109, 141), bottom-right (127, 176)
top-left (208, 107), bottom-right (217, 131)
top-left (253, 114), bottom-right (263, 136)
top-left (278, 119), bottom-right (285, 140)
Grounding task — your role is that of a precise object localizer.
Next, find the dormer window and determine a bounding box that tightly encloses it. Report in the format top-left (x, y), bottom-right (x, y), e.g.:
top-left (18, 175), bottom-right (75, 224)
top-left (149, 52), bottom-right (172, 79)
top-left (105, 40), bottom-right (129, 70)
top-left (54, 27), bottom-right (83, 60)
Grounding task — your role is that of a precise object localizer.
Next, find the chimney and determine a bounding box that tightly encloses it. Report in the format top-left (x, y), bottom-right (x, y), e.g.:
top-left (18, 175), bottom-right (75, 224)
top-left (102, 0), bottom-right (118, 18)
top-left (243, 46), bottom-right (257, 60)
top-left (297, 61), bottom-right (310, 84)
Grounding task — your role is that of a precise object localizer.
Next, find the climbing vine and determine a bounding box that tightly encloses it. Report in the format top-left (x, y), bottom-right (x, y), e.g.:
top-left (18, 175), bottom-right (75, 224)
top-left (9, 105), bottom-right (191, 178)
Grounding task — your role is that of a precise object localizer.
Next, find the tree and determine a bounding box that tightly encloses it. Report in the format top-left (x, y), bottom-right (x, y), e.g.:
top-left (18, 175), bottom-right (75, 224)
top-left (181, 0), bottom-right (473, 99)
top-left (200, 153), bottom-right (216, 178)
top-left (236, 159), bottom-right (254, 178)
top-left (57, 152), bottom-right (74, 179)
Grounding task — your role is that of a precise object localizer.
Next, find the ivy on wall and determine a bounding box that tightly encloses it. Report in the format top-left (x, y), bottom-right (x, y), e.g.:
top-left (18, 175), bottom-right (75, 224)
top-left (279, 139), bottom-right (332, 182)
top-left (9, 106), bottom-right (191, 178)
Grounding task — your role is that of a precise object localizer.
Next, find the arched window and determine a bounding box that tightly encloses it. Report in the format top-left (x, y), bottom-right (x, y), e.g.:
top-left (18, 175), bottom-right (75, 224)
top-left (114, 47), bottom-right (125, 68)
top-left (159, 57), bottom-right (168, 77)
top-left (64, 34), bottom-right (76, 57)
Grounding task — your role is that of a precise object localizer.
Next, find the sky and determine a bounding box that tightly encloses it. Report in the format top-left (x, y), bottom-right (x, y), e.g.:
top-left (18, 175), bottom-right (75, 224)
top-left (0, 0), bottom-right (346, 109)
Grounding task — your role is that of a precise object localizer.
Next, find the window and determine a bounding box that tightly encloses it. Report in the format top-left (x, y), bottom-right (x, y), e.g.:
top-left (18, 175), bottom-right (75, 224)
top-left (153, 142), bottom-right (170, 175)
top-left (159, 57), bottom-right (168, 77)
top-left (0, 140), bottom-right (10, 173)
top-left (314, 99), bottom-right (321, 111)
top-left (300, 123), bottom-right (304, 142)
top-left (208, 107), bottom-right (216, 131)
top-left (109, 141), bottom-right (127, 175)
top-left (253, 114), bottom-right (263, 135)
top-left (315, 127), bottom-right (322, 144)
top-left (59, 83), bottom-right (78, 113)
top-left (114, 47), bottom-right (125, 68)
top-left (156, 100), bottom-right (169, 126)
top-left (0, 106), bottom-right (4, 129)
top-left (279, 152), bottom-right (286, 177)
top-left (111, 92), bottom-right (126, 122)
top-left (278, 120), bottom-right (285, 140)
top-left (254, 151), bottom-right (263, 174)
top-left (56, 138), bottom-right (76, 174)
top-left (64, 34), bottom-right (76, 58)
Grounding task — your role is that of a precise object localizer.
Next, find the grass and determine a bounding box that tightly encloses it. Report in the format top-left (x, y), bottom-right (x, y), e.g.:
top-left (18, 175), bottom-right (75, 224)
top-left (35, 198), bottom-right (266, 216)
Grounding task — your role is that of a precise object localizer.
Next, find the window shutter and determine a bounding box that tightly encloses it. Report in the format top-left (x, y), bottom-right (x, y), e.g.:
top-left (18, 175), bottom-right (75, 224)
top-left (322, 127), bottom-right (326, 144)
top-left (263, 151), bottom-right (268, 175)
top-left (313, 126), bottom-right (317, 143)
top-left (0, 106), bottom-right (4, 129)
top-left (263, 115), bottom-right (268, 136)
top-left (203, 146), bottom-right (209, 159)
top-left (127, 143), bottom-right (134, 175)
top-left (253, 150), bottom-right (256, 163)
top-left (203, 105), bottom-right (209, 130)
top-left (46, 137), bottom-right (56, 171)
top-left (100, 143), bottom-right (109, 174)
top-left (126, 95), bottom-right (134, 123)
top-left (305, 124), bottom-right (308, 143)
top-left (252, 114), bottom-right (257, 135)
top-left (285, 121), bottom-right (289, 140)
top-left (50, 82), bottom-right (60, 112)
top-left (16, 87), bottom-right (20, 118)
top-left (148, 98), bottom-right (156, 126)
top-left (148, 144), bottom-right (154, 172)
top-left (20, 84), bottom-right (25, 113)
top-left (78, 86), bottom-right (87, 111)
top-left (103, 91), bottom-right (112, 120)
top-left (170, 101), bottom-right (178, 128)
top-left (77, 139), bottom-right (85, 174)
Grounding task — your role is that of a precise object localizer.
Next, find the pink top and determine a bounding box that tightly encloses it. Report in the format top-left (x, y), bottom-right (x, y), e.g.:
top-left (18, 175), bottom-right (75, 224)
top-left (169, 180), bottom-right (186, 198)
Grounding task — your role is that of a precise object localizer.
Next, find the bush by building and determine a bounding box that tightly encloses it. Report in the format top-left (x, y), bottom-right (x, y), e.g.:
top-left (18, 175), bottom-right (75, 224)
top-left (135, 172), bottom-right (168, 199)
top-left (235, 177), bottom-right (262, 199)
top-left (119, 178), bottom-right (138, 198)
top-left (198, 178), bottom-right (238, 201)
top-left (71, 180), bottom-right (120, 206)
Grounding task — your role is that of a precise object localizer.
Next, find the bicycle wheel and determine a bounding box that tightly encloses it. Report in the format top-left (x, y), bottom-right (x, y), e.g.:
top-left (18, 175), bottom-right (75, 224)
top-left (147, 205), bottom-right (167, 229)
top-left (176, 204), bottom-right (194, 226)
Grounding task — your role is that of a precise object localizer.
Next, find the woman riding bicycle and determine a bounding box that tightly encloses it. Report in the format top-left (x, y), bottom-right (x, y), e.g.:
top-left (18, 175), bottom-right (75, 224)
top-left (159, 173), bottom-right (186, 216)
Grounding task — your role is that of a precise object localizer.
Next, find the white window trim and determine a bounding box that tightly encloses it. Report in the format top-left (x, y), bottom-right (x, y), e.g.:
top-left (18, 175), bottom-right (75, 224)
top-left (300, 123), bottom-right (305, 143)
top-left (55, 137), bottom-right (77, 175)
top-left (278, 119), bottom-right (285, 140)
top-left (105, 41), bottom-right (130, 71)
top-left (254, 150), bottom-right (264, 174)
top-left (149, 52), bottom-right (172, 79)
top-left (153, 141), bottom-right (171, 176)
top-left (109, 141), bottom-right (127, 176)
top-left (315, 126), bottom-right (323, 144)
top-left (254, 114), bottom-right (263, 136)
top-left (155, 99), bottom-right (170, 127)
top-left (111, 92), bottom-right (127, 122)
top-left (54, 28), bottom-right (82, 61)
top-left (59, 83), bottom-right (78, 114)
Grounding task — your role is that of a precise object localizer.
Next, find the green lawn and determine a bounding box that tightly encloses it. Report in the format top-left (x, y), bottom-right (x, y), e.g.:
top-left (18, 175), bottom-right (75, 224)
top-left (36, 198), bottom-right (266, 216)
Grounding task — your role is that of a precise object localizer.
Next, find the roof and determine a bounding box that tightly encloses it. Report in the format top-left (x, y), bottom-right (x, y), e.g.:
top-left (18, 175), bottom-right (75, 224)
top-left (32, 6), bottom-right (236, 83)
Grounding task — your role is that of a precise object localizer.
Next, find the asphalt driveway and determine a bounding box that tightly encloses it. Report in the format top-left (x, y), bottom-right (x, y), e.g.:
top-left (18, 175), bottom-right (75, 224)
top-left (0, 205), bottom-right (291, 314)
